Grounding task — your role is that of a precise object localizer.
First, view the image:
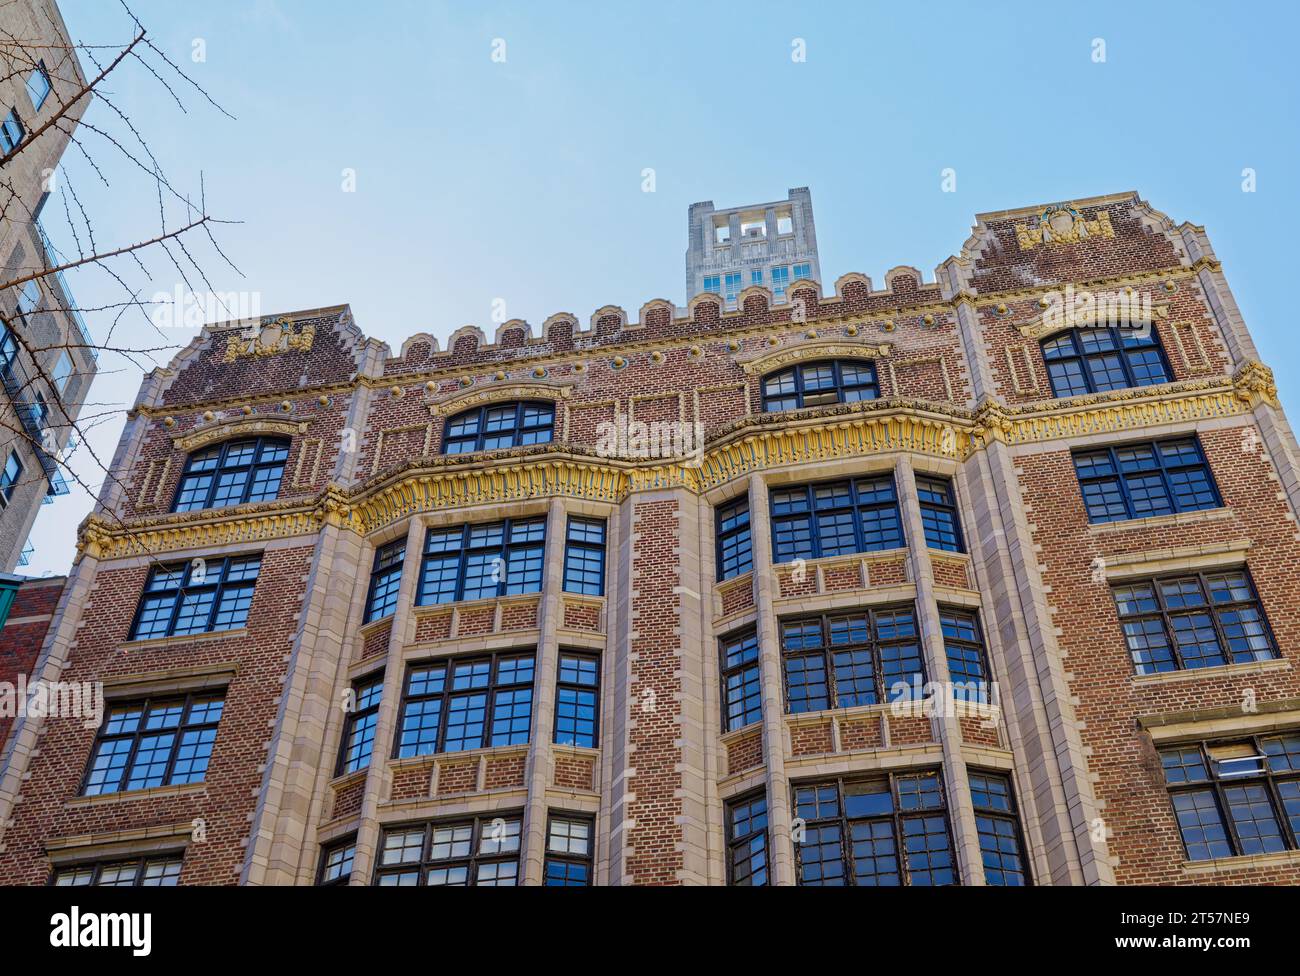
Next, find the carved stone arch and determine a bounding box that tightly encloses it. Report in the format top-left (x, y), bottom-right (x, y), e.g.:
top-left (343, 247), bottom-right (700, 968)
top-left (428, 381), bottom-right (575, 418)
top-left (735, 338), bottom-right (895, 376)
top-left (172, 417), bottom-right (307, 452)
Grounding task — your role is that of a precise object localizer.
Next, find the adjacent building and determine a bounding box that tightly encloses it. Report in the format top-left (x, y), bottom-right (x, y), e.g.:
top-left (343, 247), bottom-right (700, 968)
top-left (0, 0), bottom-right (97, 571)
top-left (1, 191), bottom-right (1298, 886)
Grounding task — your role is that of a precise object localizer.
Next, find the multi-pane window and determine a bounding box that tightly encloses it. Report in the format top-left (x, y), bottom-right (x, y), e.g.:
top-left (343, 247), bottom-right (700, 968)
top-left (770, 476), bottom-right (903, 563)
top-left (562, 517), bottom-right (606, 595)
top-left (544, 814), bottom-right (595, 885)
top-left (26, 61), bottom-right (51, 110)
top-left (364, 538), bottom-right (405, 622)
top-left (780, 607), bottom-right (924, 712)
top-left (750, 269), bottom-right (763, 286)
top-left (1041, 326), bottom-right (1171, 399)
top-left (761, 359), bottom-right (879, 412)
top-left (16, 278), bottom-right (39, 315)
top-left (703, 274), bottom-right (721, 294)
top-left (1073, 437), bottom-right (1219, 524)
top-left (793, 262), bottom-right (811, 279)
top-left (939, 608), bottom-right (989, 701)
top-left (83, 693), bottom-right (225, 796)
top-left (726, 791), bottom-right (769, 886)
top-left (715, 496), bottom-right (753, 580)
top-left (1112, 570), bottom-right (1276, 675)
top-left (0, 108), bottom-right (24, 153)
top-left (337, 674), bottom-right (383, 774)
top-left (172, 437), bottom-right (289, 512)
top-left (376, 815), bottom-right (522, 885)
top-left (442, 401), bottom-right (554, 454)
top-left (0, 321), bottom-right (17, 373)
top-left (417, 517), bottom-right (544, 605)
top-left (53, 855), bottom-right (182, 887)
top-left (720, 629), bottom-right (762, 732)
top-left (0, 450), bottom-right (21, 505)
top-left (554, 652), bottom-right (599, 747)
top-left (771, 265), bottom-right (789, 298)
top-left (53, 350), bottom-right (73, 393)
top-left (396, 652), bottom-right (535, 756)
top-left (129, 555), bottom-right (260, 640)
top-left (1160, 733), bottom-right (1300, 861)
top-left (724, 271), bottom-right (742, 303)
top-left (793, 773), bottom-right (956, 885)
top-left (970, 771), bottom-right (1030, 885)
top-left (317, 837), bottom-right (356, 885)
top-left (917, 475), bottom-right (963, 552)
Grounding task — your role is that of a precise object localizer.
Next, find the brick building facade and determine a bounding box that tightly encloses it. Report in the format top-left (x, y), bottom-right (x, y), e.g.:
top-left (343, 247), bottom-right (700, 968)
top-left (1, 190), bottom-right (1298, 886)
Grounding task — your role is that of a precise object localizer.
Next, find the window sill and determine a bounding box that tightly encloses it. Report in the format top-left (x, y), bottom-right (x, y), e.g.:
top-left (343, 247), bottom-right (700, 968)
top-left (386, 741), bottom-right (530, 770)
top-left (118, 628), bottom-right (247, 651)
top-left (1088, 507), bottom-right (1233, 534)
top-left (65, 781), bottom-right (206, 809)
top-left (1183, 848), bottom-right (1300, 876)
top-left (1133, 657), bottom-right (1290, 686)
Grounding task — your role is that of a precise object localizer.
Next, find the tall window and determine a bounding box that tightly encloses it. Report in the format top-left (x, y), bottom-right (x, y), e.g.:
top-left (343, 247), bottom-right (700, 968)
top-left (26, 61), bottom-right (51, 110)
top-left (0, 450), bottom-right (21, 505)
top-left (793, 773), bottom-right (956, 885)
top-left (726, 791), bottom-right (769, 886)
top-left (417, 517), bottom-right (545, 605)
top-left (364, 538), bottom-right (406, 622)
top-left (562, 517), bottom-right (606, 595)
top-left (917, 475), bottom-right (963, 552)
top-left (16, 278), bottom-right (39, 315)
top-left (53, 350), bottom-right (73, 393)
top-left (771, 265), bottom-right (789, 298)
top-left (1073, 437), bottom-right (1219, 524)
top-left (376, 815), bottom-right (522, 885)
top-left (770, 476), bottom-right (903, 563)
top-left (1111, 570), bottom-right (1276, 675)
top-left (724, 271), bottom-right (742, 303)
top-left (337, 674), bottom-right (383, 774)
top-left (0, 108), bottom-right (24, 153)
top-left (442, 401), bottom-right (554, 454)
top-left (544, 814), bottom-right (595, 885)
top-left (396, 652), bottom-right (535, 756)
top-left (750, 269), bottom-right (763, 286)
top-left (83, 693), bottom-right (225, 796)
top-left (0, 321), bottom-right (18, 373)
top-left (715, 496), bottom-right (753, 580)
top-left (780, 607), bottom-right (923, 712)
top-left (317, 837), bottom-right (356, 885)
top-left (53, 855), bottom-right (182, 887)
top-left (554, 652), bottom-right (599, 747)
top-left (939, 608), bottom-right (989, 701)
top-left (172, 437), bottom-right (289, 512)
top-left (761, 359), bottom-right (878, 411)
top-left (970, 771), bottom-right (1030, 885)
top-left (1041, 326), bottom-right (1170, 398)
top-left (793, 262), bottom-right (811, 279)
top-left (129, 554), bottom-right (260, 640)
top-left (720, 629), bottom-right (762, 732)
top-left (703, 274), bottom-right (721, 294)
top-left (1161, 733), bottom-right (1300, 861)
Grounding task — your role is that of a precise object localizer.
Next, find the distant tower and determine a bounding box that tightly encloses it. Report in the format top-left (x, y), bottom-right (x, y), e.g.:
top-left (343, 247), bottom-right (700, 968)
top-left (686, 187), bottom-right (821, 307)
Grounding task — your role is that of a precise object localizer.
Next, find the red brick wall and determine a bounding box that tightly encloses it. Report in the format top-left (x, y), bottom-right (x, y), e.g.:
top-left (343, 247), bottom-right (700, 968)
top-left (0, 577), bottom-right (64, 754)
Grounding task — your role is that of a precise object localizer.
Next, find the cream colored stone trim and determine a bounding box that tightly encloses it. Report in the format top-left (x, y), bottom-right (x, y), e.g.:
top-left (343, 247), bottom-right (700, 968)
top-left (46, 821), bottom-right (194, 864)
top-left (427, 380), bottom-right (574, 417)
top-left (369, 423), bottom-right (434, 475)
top-left (1140, 702), bottom-right (1300, 743)
top-left (885, 356), bottom-right (954, 402)
top-left (172, 417), bottom-right (307, 452)
top-left (735, 338), bottom-right (893, 375)
top-left (1132, 657), bottom-right (1289, 686)
top-left (292, 437), bottom-right (324, 488)
top-left (113, 631), bottom-right (248, 655)
top-left (1182, 848), bottom-right (1300, 876)
top-left (1003, 344), bottom-right (1041, 395)
top-left (100, 661), bottom-right (237, 698)
top-left (1087, 506), bottom-right (1235, 537)
top-left (1101, 538), bottom-right (1251, 578)
top-left (64, 782), bottom-right (206, 809)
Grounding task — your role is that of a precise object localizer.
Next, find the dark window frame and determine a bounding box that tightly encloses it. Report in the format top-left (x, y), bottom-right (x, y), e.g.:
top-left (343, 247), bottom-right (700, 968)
top-left (715, 495), bottom-right (753, 581)
top-left (80, 691), bottom-right (225, 796)
top-left (0, 107), bottom-right (24, 153)
top-left (316, 835), bottom-right (358, 886)
top-left (969, 769), bottom-right (1032, 886)
top-left (939, 606), bottom-right (991, 700)
top-left (553, 650), bottom-right (600, 748)
top-left (1041, 325), bottom-right (1172, 399)
top-left (719, 627), bottom-right (763, 732)
top-left (441, 400), bottom-right (555, 454)
top-left (336, 672), bottom-right (384, 775)
top-left (562, 516), bottom-right (606, 596)
top-left (1073, 436), bottom-right (1220, 524)
top-left (1111, 568), bottom-right (1277, 675)
top-left (769, 475), bottom-right (904, 563)
top-left (760, 358), bottom-right (879, 412)
top-left (127, 554), bottom-right (261, 641)
top-left (0, 449), bottom-right (22, 505)
top-left (374, 812), bottom-right (523, 886)
top-left (415, 516), bottom-right (546, 606)
top-left (725, 789), bottom-right (770, 886)
top-left (26, 59), bottom-right (51, 111)
top-left (394, 649), bottom-right (536, 757)
top-left (1160, 732), bottom-right (1300, 862)
top-left (916, 474), bottom-right (964, 553)
top-left (779, 605), bottom-right (925, 714)
top-left (49, 853), bottom-right (184, 887)
top-left (170, 436), bottom-right (290, 513)
top-left (363, 538), bottom-right (406, 623)
top-left (792, 771), bottom-right (958, 886)
top-left (543, 811), bottom-right (595, 886)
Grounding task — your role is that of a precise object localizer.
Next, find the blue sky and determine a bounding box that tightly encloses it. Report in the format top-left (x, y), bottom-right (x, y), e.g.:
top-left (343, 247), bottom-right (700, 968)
top-left (23, 0), bottom-right (1300, 574)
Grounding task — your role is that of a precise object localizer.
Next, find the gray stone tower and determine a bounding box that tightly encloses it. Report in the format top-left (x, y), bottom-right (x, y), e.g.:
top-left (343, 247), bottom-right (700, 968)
top-left (685, 187), bottom-right (821, 307)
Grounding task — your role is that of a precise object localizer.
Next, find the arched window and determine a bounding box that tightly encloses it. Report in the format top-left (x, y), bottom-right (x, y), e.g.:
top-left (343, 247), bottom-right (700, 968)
top-left (172, 437), bottom-right (290, 512)
top-left (1041, 326), bottom-right (1171, 398)
top-left (761, 359), bottom-right (878, 412)
top-left (442, 401), bottom-right (555, 454)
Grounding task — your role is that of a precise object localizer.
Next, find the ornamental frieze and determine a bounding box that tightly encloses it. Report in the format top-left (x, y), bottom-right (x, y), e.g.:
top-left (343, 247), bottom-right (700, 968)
top-left (1014, 207), bottom-right (1115, 250)
top-left (222, 317), bottom-right (316, 362)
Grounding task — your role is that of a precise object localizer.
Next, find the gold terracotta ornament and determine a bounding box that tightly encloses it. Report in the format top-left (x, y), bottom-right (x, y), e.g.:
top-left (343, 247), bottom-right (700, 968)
top-left (222, 317), bottom-right (315, 362)
top-left (391, 386), bottom-right (405, 398)
top-left (1038, 297), bottom-right (1051, 309)
top-left (688, 345), bottom-right (703, 358)
top-left (241, 405), bottom-right (253, 415)
top-left (996, 303), bottom-right (1009, 315)
top-left (573, 362), bottom-right (587, 374)
top-left (1014, 206), bottom-right (1115, 250)
top-left (728, 340), bottom-right (741, 352)
top-left (532, 366), bottom-right (547, 378)
top-left (881, 320), bottom-right (896, 333)
top-left (495, 371), bottom-right (507, 381)
top-left (163, 416), bottom-right (176, 428)
top-left (1164, 280), bottom-right (1177, 292)
top-left (767, 336), bottom-right (779, 347)
top-left (202, 410), bottom-right (214, 422)
top-left (459, 376), bottom-right (472, 387)
top-left (611, 356), bottom-right (626, 370)
top-left (806, 329), bottom-right (818, 339)
top-left (280, 401), bottom-right (293, 412)
top-left (649, 351), bottom-right (664, 364)
top-left (425, 380), bottom-right (437, 391)
top-left (319, 395), bottom-right (330, 406)
top-left (845, 325), bottom-right (858, 337)
top-left (923, 314), bottom-right (935, 327)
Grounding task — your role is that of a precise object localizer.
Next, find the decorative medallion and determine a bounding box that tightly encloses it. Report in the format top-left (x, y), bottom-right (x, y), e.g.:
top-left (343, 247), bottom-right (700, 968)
top-left (222, 317), bottom-right (316, 362)
top-left (1014, 206), bottom-right (1115, 250)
